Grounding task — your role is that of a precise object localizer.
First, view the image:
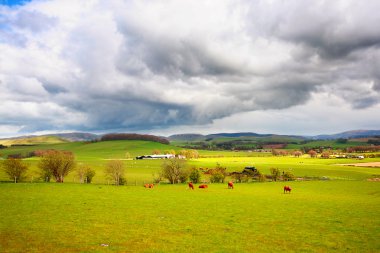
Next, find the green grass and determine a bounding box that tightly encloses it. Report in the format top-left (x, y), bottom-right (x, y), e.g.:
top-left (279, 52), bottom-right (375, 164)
top-left (1, 140), bottom-right (379, 184)
top-left (0, 181), bottom-right (379, 252)
top-left (0, 136), bottom-right (67, 146)
top-left (1, 140), bottom-right (380, 252)
top-left (286, 140), bottom-right (368, 149)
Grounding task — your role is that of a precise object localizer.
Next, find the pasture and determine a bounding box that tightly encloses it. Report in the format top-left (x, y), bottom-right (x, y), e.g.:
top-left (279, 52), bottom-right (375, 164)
top-left (0, 181), bottom-right (379, 252)
top-left (1, 140), bottom-right (379, 184)
top-left (1, 140), bottom-right (380, 252)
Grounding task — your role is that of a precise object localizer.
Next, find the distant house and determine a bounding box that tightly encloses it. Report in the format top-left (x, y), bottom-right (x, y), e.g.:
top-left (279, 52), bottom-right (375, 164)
top-left (136, 154), bottom-right (175, 160)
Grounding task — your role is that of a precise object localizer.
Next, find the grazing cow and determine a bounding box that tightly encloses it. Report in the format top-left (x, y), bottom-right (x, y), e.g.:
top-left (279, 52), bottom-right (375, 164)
top-left (228, 181), bottom-right (234, 189)
top-left (144, 184), bottom-right (154, 188)
top-left (199, 184), bottom-right (208, 189)
top-left (283, 185), bottom-right (292, 194)
top-left (188, 182), bottom-right (194, 190)
top-left (149, 184), bottom-right (154, 188)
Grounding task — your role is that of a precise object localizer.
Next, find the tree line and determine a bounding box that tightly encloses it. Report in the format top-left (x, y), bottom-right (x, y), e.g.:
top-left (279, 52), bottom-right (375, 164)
top-left (101, 133), bottom-right (169, 144)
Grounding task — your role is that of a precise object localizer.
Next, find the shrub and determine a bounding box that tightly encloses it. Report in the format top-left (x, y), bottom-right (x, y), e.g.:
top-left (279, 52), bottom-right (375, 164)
top-left (283, 170), bottom-right (295, 181)
top-left (38, 150), bottom-right (76, 183)
top-left (210, 172), bottom-right (225, 183)
top-left (161, 158), bottom-right (187, 184)
top-left (270, 168), bottom-right (281, 182)
top-left (189, 168), bottom-right (201, 183)
top-left (77, 165), bottom-right (96, 184)
top-left (1, 158), bottom-right (29, 183)
top-left (104, 160), bottom-right (125, 185)
top-left (208, 163), bottom-right (228, 183)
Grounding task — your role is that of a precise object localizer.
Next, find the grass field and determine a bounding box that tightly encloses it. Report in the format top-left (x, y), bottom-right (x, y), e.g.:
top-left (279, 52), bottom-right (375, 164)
top-left (0, 181), bottom-right (379, 252)
top-left (1, 140), bottom-right (380, 252)
top-left (0, 140), bottom-right (379, 184)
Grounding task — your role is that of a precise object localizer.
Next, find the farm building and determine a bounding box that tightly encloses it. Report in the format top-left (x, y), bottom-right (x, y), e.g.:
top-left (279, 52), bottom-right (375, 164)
top-left (136, 154), bottom-right (175, 160)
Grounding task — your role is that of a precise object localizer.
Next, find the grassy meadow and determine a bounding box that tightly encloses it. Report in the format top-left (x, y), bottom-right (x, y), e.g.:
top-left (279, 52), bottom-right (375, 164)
top-left (1, 140), bottom-right (380, 252)
top-left (0, 182), bottom-right (379, 252)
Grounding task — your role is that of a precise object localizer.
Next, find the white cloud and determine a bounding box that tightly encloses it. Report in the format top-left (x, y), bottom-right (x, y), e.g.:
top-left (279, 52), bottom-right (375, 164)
top-left (0, 0), bottom-right (379, 136)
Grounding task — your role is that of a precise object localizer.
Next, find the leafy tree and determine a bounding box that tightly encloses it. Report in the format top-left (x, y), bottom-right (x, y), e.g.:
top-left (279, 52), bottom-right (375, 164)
top-left (152, 149), bottom-right (161, 155)
top-left (270, 168), bottom-right (281, 182)
top-left (308, 150), bottom-right (318, 158)
top-left (161, 158), bottom-right (187, 184)
top-left (38, 150), bottom-right (76, 183)
top-left (164, 149), bottom-right (176, 155)
top-left (77, 164), bottom-right (96, 184)
top-left (104, 160), bottom-right (125, 185)
top-left (256, 170), bottom-right (266, 182)
top-left (320, 151), bottom-right (331, 159)
top-left (209, 163), bottom-right (227, 183)
top-left (2, 158), bottom-right (29, 183)
top-left (283, 170), bottom-right (295, 181)
top-left (189, 168), bottom-right (201, 183)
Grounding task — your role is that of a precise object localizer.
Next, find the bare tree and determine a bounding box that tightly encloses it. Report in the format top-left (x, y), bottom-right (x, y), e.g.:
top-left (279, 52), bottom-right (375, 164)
top-left (105, 160), bottom-right (125, 185)
top-left (308, 150), bottom-right (317, 158)
top-left (270, 168), bottom-right (281, 182)
top-left (76, 164), bottom-right (96, 184)
top-left (38, 150), bottom-right (76, 183)
top-left (2, 158), bottom-right (29, 183)
top-left (161, 158), bottom-right (187, 184)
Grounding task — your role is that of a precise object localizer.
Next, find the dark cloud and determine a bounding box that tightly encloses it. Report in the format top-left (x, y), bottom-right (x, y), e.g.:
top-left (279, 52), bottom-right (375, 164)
top-left (0, 0), bottom-right (379, 136)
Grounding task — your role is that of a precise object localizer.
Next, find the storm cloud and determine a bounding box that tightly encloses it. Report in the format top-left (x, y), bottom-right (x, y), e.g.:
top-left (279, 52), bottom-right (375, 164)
top-left (0, 0), bottom-right (379, 136)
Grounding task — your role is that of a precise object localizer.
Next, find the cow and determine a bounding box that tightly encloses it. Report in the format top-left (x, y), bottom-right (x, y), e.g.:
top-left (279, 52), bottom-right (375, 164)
top-left (283, 185), bottom-right (292, 194)
top-left (199, 184), bottom-right (208, 189)
top-left (188, 182), bottom-right (194, 190)
top-left (228, 181), bottom-right (234, 189)
top-left (144, 184), bottom-right (154, 188)
top-left (149, 184), bottom-right (154, 188)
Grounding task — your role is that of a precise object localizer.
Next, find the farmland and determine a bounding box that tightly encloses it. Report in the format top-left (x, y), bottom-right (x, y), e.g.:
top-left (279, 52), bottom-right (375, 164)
top-left (0, 139), bottom-right (380, 252)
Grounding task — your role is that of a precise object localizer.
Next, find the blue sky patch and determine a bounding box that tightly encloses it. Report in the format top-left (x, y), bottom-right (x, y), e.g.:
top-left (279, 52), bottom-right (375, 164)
top-left (0, 0), bottom-right (32, 6)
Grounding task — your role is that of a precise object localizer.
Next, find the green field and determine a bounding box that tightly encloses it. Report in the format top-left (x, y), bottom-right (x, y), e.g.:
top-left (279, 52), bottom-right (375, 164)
top-left (0, 182), bottom-right (379, 252)
top-left (1, 140), bottom-right (380, 252)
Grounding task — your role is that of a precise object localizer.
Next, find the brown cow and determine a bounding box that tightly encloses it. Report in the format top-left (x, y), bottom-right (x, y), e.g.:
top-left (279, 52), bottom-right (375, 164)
top-left (149, 184), bottom-right (154, 188)
top-left (188, 182), bottom-right (194, 190)
top-left (283, 185), bottom-right (292, 194)
top-left (199, 184), bottom-right (208, 189)
top-left (144, 184), bottom-right (154, 188)
top-left (228, 181), bottom-right (234, 189)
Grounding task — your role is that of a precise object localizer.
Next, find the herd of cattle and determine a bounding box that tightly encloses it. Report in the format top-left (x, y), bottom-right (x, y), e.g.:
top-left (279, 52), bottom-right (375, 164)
top-left (145, 181), bottom-right (292, 193)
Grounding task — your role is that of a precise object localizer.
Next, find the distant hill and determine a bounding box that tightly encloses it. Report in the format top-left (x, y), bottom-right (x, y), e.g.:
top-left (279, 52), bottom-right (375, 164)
top-left (312, 130), bottom-right (380, 140)
top-left (168, 134), bottom-right (205, 141)
top-left (168, 132), bottom-right (301, 141)
top-left (206, 132), bottom-right (273, 138)
top-left (52, 132), bottom-right (99, 141)
top-left (0, 135), bottom-right (68, 146)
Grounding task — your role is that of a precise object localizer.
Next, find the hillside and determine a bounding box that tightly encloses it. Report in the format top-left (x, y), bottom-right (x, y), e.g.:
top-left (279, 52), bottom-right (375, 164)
top-left (0, 135), bottom-right (68, 146)
top-left (312, 130), bottom-right (380, 140)
top-left (0, 140), bottom-right (180, 160)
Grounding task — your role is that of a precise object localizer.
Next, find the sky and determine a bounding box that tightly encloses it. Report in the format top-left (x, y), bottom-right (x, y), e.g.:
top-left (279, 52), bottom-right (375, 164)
top-left (0, 0), bottom-right (380, 138)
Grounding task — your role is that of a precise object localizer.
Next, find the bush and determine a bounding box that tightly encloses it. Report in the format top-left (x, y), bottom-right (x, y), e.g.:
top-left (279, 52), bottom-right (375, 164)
top-left (270, 168), bottom-right (281, 182)
top-left (1, 158), bottom-right (29, 183)
top-left (104, 160), bottom-right (125, 185)
top-left (283, 170), bottom-right (295, 181)
top-left (208, 163), bottom-right (227, 183)
top-left (189, 168), bottom-right (201, 183)
top-left (77, 165), bottom-right (96, 183)
top-left (161, 158), bottom-right (187, 184)
top-left (210, 172), bottom-right (225, 183)
top-left (38, 150), bottom-right (76, 183)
